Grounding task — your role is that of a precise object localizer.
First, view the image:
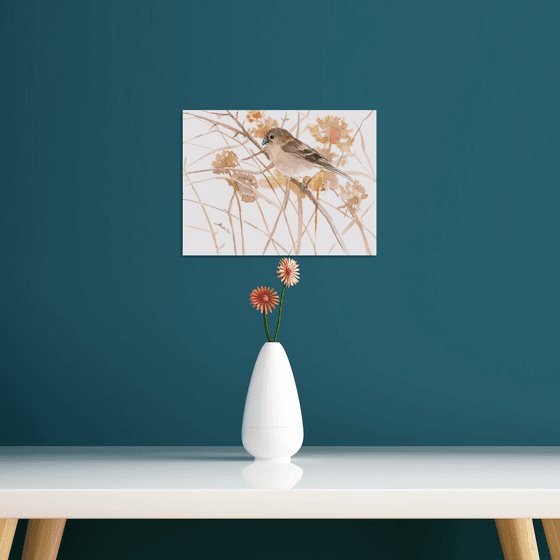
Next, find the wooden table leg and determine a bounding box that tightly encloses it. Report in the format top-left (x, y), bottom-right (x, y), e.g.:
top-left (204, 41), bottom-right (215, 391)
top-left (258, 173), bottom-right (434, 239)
top-left (495, 519), bottom-right (540, 560)
top-left (542, 520), bottom-right (560, 560)
top-left (21, 520), bottom-right (66, 560)
top-left (0, 520), bottom-right (18, 560)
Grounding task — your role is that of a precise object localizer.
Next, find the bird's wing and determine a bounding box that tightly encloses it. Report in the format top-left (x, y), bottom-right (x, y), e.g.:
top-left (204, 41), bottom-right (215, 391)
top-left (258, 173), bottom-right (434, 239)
top-left (281, 137), bottom-right (354, 183)
top-left (281, 138), bottom-right (331, 166)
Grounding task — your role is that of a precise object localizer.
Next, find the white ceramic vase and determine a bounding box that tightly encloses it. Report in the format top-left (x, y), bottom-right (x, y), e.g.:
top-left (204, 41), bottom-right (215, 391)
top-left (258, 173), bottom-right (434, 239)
top-left (242, 342), bottom-right (303, 462)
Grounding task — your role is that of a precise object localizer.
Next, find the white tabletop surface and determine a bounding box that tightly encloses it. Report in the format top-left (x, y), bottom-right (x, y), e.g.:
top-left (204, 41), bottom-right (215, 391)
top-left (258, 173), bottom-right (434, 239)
top-left (1, 446), bottom-right (559, 518)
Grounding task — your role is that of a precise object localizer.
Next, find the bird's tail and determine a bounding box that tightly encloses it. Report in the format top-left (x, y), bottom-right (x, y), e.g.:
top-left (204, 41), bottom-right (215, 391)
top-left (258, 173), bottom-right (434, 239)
top-left (324, 164), bottom-right (354, 183)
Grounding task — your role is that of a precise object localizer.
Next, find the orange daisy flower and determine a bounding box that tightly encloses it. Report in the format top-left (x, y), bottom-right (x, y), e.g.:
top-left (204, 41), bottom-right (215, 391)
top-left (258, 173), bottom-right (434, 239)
top-left (277, 258), bottom-right (300, 287)
top-left (250, 287), bottom-right (279, 314)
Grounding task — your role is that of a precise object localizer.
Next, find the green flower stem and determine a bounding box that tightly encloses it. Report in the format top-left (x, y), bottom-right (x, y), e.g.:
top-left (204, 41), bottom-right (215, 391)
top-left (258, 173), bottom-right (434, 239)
top-left (274, 285), bottom-right (286, 342)
top-left (264, 311), bottom-right (272, 342)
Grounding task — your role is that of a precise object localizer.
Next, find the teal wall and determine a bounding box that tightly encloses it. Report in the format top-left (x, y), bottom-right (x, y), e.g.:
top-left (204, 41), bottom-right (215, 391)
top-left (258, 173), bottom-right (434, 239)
top-left (1, 1), bottom-right (559, 558)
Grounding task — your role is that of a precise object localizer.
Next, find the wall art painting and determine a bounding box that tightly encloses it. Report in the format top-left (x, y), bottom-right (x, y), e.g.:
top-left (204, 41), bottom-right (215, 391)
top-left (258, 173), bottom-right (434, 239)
top-left (183, 110), bottom-right (376, 256)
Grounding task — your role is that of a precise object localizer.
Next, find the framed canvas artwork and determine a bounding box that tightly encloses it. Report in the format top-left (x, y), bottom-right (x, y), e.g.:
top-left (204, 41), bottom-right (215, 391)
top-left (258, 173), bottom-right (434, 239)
top-left (183, 110), bottom-right (376, 256)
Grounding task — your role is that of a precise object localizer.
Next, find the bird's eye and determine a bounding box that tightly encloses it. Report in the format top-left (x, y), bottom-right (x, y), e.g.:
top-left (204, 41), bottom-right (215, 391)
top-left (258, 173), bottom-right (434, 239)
top-left (270, 135), bottom-right (274, 139)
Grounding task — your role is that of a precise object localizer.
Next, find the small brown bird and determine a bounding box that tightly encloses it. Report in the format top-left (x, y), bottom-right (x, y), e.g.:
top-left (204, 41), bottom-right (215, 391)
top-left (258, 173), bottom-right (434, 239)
top-left (262, 127), bottom-right (351, 255)
top-left (262, 127), bottom-right (354, 184)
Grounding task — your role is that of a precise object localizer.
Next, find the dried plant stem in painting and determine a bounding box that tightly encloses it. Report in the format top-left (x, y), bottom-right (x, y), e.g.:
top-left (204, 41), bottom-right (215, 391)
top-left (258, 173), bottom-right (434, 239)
top-left (336, 110), bottom-right (374, 167)
top-left (227, 194), bottom-right (238, 255)
top-left (327, 214), bottom-right (375, 255)
top-left (255, 200), bottom-right (279, 255)
top-left (185, 224), bottom-right (211, 233)
top-left (352, 211), bottom-right (371, 255)
top-left (296, 189), bottom-right (303, 255)
top-left (234, 191), bottom-right (245, 255)
top-left (185, 172), bottom-right (220, 255)
top-left (261, 178), bottom-right (293, 256)
top-left (226, 110), bottom-right (265, 152)
top-left (299, 182), bottom-right (349, 255)
top-left (184, 198), bottom-right (288, 253)
top-left (358, 129), bottom-right (377, 183)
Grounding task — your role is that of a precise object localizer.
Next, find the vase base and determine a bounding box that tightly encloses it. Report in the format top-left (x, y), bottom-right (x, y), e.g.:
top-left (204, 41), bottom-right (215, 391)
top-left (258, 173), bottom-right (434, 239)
top-left (241, 426), bottom-right (304, 462)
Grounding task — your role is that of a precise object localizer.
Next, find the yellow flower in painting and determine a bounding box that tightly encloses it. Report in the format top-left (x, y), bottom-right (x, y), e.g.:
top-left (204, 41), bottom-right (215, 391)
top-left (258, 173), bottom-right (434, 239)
top-left (212, 150), bottom-right (239, 173)
top-left (338, 180), bottom-right (368, 214)
top-left (257, 170), bottom-right (279, 190)
top-left (243, 110), bottom-right (280, 139)
top-left (212, 151), bottom-right (258, 202)
top-left (257, 170), bottom-right (282, 190)
top-left (308, 169), bottom-right (339, 193)
top-left (232, 172), bottom-right (258, 203)
top-left (258, 171), bottom-right (307, 197)
top-left (246, 110), bottom-right (263, 123)
top-left (308, 115), bottom-right (354, 152)
top-left (250, 117), bottom-right (278, 139)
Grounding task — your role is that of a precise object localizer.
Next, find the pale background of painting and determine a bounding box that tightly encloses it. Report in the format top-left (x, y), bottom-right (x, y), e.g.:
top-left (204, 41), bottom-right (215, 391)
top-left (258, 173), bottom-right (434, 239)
top-left (183, 110), bottom-right (376, 256)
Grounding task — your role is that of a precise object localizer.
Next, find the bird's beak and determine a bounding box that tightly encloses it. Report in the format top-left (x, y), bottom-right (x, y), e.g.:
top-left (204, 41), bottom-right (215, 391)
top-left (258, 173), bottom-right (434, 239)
top-left (262, 138), bottom-right (267, 146)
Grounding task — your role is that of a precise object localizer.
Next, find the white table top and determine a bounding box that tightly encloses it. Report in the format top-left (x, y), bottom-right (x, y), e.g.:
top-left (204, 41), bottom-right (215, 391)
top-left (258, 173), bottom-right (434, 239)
top-left (1, 446), bottom-right (559, 518)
